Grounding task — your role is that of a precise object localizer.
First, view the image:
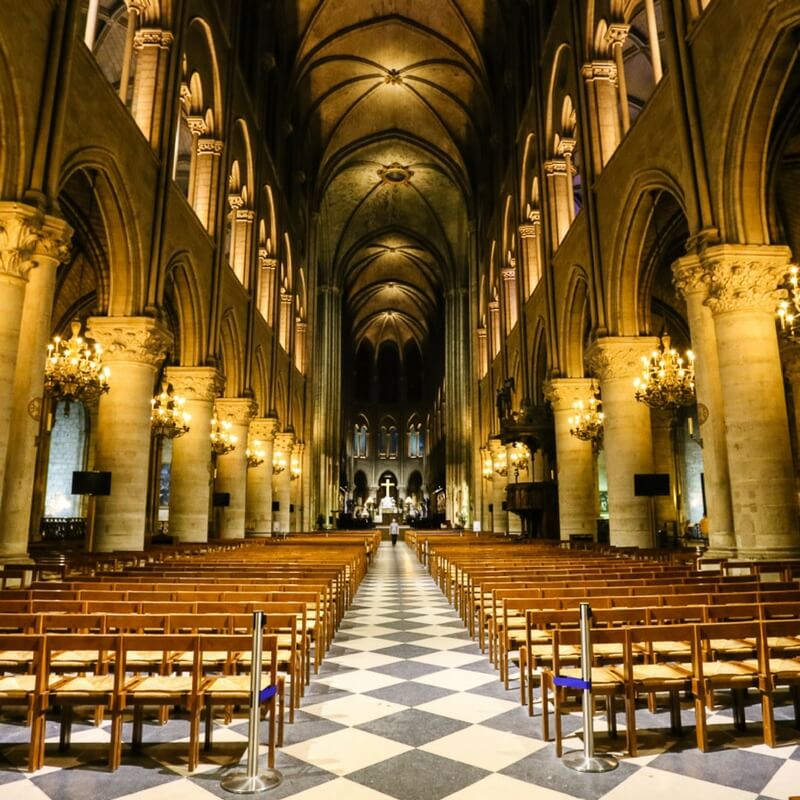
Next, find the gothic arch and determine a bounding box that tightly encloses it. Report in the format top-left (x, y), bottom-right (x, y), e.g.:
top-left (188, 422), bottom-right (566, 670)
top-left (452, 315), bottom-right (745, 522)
top-left (0, 27), bottom-right (23, 198)
top-left (560, 265), bottom-right (592, 377)
top-left (218, 309), bottom-right (244, 397)
top-left (163, 253), bottom-right (205, 366)
top-left (252, 345), bottom-right (269, 414)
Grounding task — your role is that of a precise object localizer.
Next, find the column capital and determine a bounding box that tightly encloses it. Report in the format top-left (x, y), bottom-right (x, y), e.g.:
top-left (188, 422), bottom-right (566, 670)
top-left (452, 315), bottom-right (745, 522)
top-left (502, 267), bottom-right (516, 281)
top-left (544, 377), bottom-right (596, 413)
top-left (133, 28), bottom-right (173, 49)
top-left (0, 202), bottom-right (72, 280)
top-left (556, 137), bottom-right (576, 158)
top-left (86, 316), bottom-right (171, 367)
top-left (606, 23), bottom-right (630, 47)
top-left (518, 222), bottom-right (539, 239)
top-left (215, 396), bottom-right (258, 426)
top-left (250, 416), bottom-right (279, 440)
top-left (581, 60), bottom-right (617, 82)
top-left (197, 138), bottom-right (224, 156)
top-left (165, 365), bottom-right (225, 402)
top-left (585, 336), bottom-right (660, 381)
top-left (671, 253), bottom-right (707, 299)
top-left (274, 430), bottom-right (296, 451)
top-left (544, 158), bottom-right (568, 176)
top-left (701, 244), bottom-right (792, 315)
top-left (186, 115), bottom-right (207, 137)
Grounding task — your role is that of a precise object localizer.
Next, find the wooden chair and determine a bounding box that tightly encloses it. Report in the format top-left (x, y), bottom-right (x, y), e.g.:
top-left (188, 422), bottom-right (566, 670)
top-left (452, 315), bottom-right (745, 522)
top-left (755, 618), bottom-right (800, 747)
top-left (200, 633), bottom-right (280, 768)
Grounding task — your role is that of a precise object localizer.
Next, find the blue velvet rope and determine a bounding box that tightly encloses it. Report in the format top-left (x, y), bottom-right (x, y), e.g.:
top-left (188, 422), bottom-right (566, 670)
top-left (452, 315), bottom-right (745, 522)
top-left (553, 675), bottom-right (591, 691)
top-left (259, 685), bottom-right (278, 703)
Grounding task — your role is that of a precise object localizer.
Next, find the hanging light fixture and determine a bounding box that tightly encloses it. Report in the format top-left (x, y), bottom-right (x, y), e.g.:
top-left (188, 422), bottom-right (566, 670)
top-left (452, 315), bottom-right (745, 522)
top-left (508, 442), bottom-right (529, 482)
top-left (633, 331), bottom-right (696, 412)
top-left (150, 382), bottom-right (191, 439)
top-left (481, 448), bottom-right (494, 481)
top-left (290, 453), bottom-right (301, 481)
top-left (568, 383), bottom-right (604, 450)
top-left (246, 439), bottom-right (265, 468)
top-left (272, 450), bottom-right (286, 475)
top-left (777, 264), bottom-right (800, 340)
top-left (210, 415), bottom-right (237, 455)
top-left (493, 448), bottom-right (508, 478)
top-left (44, 319), bottom-right (110, 410)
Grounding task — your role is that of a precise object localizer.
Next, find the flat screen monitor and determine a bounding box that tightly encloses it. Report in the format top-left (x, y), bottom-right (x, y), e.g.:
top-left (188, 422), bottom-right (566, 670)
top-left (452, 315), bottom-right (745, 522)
top-left (71, 471), bottom-right (112, 496)
top-left (633, 473), bottom-right (670, 497)
top-left (213, 492), bottom-right (231, 507)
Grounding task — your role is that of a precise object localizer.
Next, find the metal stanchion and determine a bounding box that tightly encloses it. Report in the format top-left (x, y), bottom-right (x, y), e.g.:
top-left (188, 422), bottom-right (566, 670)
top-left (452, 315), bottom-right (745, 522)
top-left (221, 611), bottom-right (283, 794)
top-left (561, 602), bottom-right (619, 773)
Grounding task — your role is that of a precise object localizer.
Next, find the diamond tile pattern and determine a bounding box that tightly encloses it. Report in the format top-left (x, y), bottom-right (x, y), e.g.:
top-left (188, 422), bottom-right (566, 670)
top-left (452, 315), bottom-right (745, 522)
top-left (1, 540), bottom-right (797, 799)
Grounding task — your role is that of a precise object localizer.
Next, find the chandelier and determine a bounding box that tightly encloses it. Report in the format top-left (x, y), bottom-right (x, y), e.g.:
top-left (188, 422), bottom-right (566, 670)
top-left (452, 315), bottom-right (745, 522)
top-left (508, 442), bottom-right (529, 481)
top-left (568, 383), bottom-right (604, 450)
top-left (777, 264), bottom-right (800, 340)
top-left (290, 454), bottom-right (301, 481)
top-left (150, 383), bottom-right (191, 439)
top-left (633, 332), bottom-right (695, 412)
top-left (246, 440), bottom-right (265, 468)
top-left (272, 451), bottom-right (287, 475)
top-left (44, 319), bottom-right (110, 409)
top-left (210, 415), bottom-right (237, 455)
top-left (481, 449), bottom-right (494, 481)
top-left (493, 448), bottom-right (508, 478)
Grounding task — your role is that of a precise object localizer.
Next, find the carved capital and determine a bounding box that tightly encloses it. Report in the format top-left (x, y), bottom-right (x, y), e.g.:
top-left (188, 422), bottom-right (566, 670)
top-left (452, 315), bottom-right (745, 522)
top-left (606, 23), bottom-right (630, 47)
top-left (585, 336), bottom-right (660, 381)
top-left (259, 253), bottom-right (277, 270)
top-left (186, 115), bottom-right (206, 137)
top-left (701, 244), bottom-right (792, 316)
top-left (165, 366), bottom-right (225, 402)
top-left (215, 397), bottom-right (258, 427)
top-left (518, 223), bottom-right (538, 239)
top-left (557, 137), bottom-right (576, 158)
top-left (274, 431), bottom-right (296, 451)
top-left (250, 416), bottom-right (279, 441)
top-left (477, 327), bottom-right (487, 340)
top-left (197, 138), bottom-right (224, 157)
top-left (133, 28), bottom-right (173, 49)
top-left (86, 316), bottom-right (172, 367)
top-left (544, 158), bottom-right (568, 176)
top-left (235, 208), bottom-right (255, 224)
top-left (544, 378), bottom-right (597, 413)
top-left (671, 253), bottom-right (707, 299)
top-left (581, 60), bottom-right (617, 82)
top-left (502, 268), bottom-right (516, 281)
top-left (0, 203), bottom-right (72, 280)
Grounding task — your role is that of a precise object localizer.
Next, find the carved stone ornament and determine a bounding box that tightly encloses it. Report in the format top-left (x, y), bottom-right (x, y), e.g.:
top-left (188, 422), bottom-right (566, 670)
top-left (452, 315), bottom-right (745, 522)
top-left (0, 203), bottom-right (72, 280)
top-left (544, 378), bottom-right (596, 412)
top-left (274, 430), bottom-right (296, 451)
top-left (671, 254), bottom-right (707, 299)
top-left (585, 336), bottom-right (660, 381)
top-left (27, 396), bottom-right (42, 421)
top-left (518, 223), bottom-right (538, 239)
top-left (133, 28), bottom-right (174, 49)
top-left (250, 417), bottom-right (279, 441)
top-left (701, 244), bottom-right (792, 316)
top-left (165, 366), bottom-right (225, 402)
top-left (197, 139), bottom-right (224, 156)
top-left (544, 159), bottom-right (568, 176)
top-left (581, 61), bottom-right (617, 82)
top-left (85, 316), bottom-right (172, 367)
top-left (215, 397), bottom-right (258, 427)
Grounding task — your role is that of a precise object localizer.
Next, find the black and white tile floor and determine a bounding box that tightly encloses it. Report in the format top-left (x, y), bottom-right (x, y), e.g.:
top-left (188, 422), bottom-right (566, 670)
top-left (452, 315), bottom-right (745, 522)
top-left (2, 541), bottom-right (800, 799)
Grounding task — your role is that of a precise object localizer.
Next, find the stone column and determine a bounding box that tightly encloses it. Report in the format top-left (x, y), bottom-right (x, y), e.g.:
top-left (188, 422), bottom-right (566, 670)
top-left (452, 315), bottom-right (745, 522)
top-left (291, 441), bottom-right (304, 530)
top-left (86, 317), bottom-right (171, 552)
top-left (607, 25), bottom-right (631, 134)
top-left (258, 254), bottom-right (277, 324)
top-left (118, 0), bottom-right (145, 105)
top-left (587, 337), bottom-right (659, 548)
top-left (273, 431), bottom-right (295, 533)
top-left (581, 61), bottom-right (621, 170)
top-left (650, 408), bottom-right (677, 529)
top-left (782, 349), bottom-right (800, 497)
top-left (546, 379), bottom-right (597, 541)
top-left (0, 207), bottom-right (72, 560)
top-left (131, 28), bottom-right (173, 146)
top-left (702, 244), bottom-right (800, 557)
top-left (488, 438), bottom-right (508, 534)
top-left (519, 219), bottom-right (542, 298)
top-left (544, 158), bottom-right (572, 246)
top-left (644, 0), bottom-right (663, 83)
top-left (673, 255), bottom-right (736, 554)
top-left (214, 397), bottom-right (257, 540)
top-left (165, 366), bottom-right (224, 543)
top-left (246, 416), bottom-right (278, 533)
top-left (502, 264), bottom-right (518, 330)
top-left (193, 139), bottom-right (224, 232)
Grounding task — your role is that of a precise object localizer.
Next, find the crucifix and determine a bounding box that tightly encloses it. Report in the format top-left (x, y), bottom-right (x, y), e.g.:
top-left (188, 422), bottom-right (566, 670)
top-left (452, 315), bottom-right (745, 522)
top-left (381, 475), bottom-right (395, 502)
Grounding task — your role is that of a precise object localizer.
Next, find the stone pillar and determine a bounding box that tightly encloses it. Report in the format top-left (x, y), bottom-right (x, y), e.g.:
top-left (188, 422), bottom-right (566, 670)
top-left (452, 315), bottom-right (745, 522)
top-left (488, 438), bottom-right (508, 534)
top-left (673, 255), bottom-right (736, 554)
top-left (258, 254), bottom-right (277, 324)
top-left (650, 409), bottom-right (677, 529)
top-left (782, 349), bottom-right (800, 497)
top-left (246, 416), bottom-right (278, 533)
top-left (546, 379), bottom-right (597, 541)
top-left (702, 244), bottom-right (800, 557)
top-left (644, 0), bottom-right (664, 83)
top-left (185, 116), bottom-right (206, 206)
top-left (86, 317), bottom-right (171, 552)
top-left (581, 61), bottom-right (620, 170)
top-left (193, 139), bottom-right (224, 232)
top-left (502, 264), bottom-right (518, 330)
top-left (214, 397), bottom-right (257, 540)
top-left (0, 207), bottom-right (72, 560)
top-left (291, 441), bottom-right (305, 530)
top-left (273, 431), bottom-right (295, 533)
top-left (544, 158), bottom-right (572, 246)
top-left (131, 28), bottom-right (173, 146)
top-left (228, 201), bottom-right (254, 286)
top-left (587, 337), bottom-right (659, 548)
top-left (519, 219), bottom-right (542, 298)
top-left (165, 366), bottom-right (224, 543)
top-left (607, 24), bottom-right (631, 134)
top-left (118, 0), bottom-right (145, 105)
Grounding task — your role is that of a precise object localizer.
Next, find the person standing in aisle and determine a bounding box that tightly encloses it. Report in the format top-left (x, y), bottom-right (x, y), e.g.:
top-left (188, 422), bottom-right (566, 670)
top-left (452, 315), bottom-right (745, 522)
top-left (390, 519), bottom-right (399, 547)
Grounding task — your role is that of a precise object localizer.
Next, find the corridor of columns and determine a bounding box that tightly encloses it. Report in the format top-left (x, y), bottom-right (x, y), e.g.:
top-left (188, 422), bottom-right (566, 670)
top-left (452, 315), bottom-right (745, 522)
top-left (5, 540), bottom-right (796, 800)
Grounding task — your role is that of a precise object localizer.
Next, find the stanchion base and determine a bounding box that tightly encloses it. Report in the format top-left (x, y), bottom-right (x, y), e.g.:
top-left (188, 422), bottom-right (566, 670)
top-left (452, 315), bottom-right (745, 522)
top-left (220, 769), bottom-right (283, 794)
top-left (561, 752), bottom-right (619, 773)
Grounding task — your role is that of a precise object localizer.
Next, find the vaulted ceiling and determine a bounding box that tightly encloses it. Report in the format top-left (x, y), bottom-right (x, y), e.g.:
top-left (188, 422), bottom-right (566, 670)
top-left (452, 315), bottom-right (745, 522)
top-left (280, 0), bottom-right (505, 363)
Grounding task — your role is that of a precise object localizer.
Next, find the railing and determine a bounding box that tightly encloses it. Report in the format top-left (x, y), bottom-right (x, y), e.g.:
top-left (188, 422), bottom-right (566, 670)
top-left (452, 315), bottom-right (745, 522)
top-left (40, 517), bottom-right (87, 541)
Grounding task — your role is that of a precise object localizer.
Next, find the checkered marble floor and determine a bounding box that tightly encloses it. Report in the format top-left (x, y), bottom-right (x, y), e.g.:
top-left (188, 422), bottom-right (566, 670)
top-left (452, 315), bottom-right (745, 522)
top-left (2, 542), bottom-right (800, 799)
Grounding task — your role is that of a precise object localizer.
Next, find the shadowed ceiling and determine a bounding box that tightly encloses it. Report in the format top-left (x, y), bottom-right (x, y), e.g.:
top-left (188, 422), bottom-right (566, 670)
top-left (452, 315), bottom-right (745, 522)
top-left (281, 0), bottom-right (503, 364)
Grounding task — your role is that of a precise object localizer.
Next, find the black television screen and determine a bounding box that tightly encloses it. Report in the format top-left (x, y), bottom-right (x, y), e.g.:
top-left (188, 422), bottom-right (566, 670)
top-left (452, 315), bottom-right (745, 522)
top-left (71, 471), bottom-right (112, 496)
top-left (634, 473), bottom-right (670, 497)
top-left (213, 492), bottom-right (231, 507)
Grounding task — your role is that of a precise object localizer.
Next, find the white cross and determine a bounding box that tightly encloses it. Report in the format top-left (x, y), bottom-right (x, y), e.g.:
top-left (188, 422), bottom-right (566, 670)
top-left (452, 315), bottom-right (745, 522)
top-left (381, 475), bottom-right (395, 500)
